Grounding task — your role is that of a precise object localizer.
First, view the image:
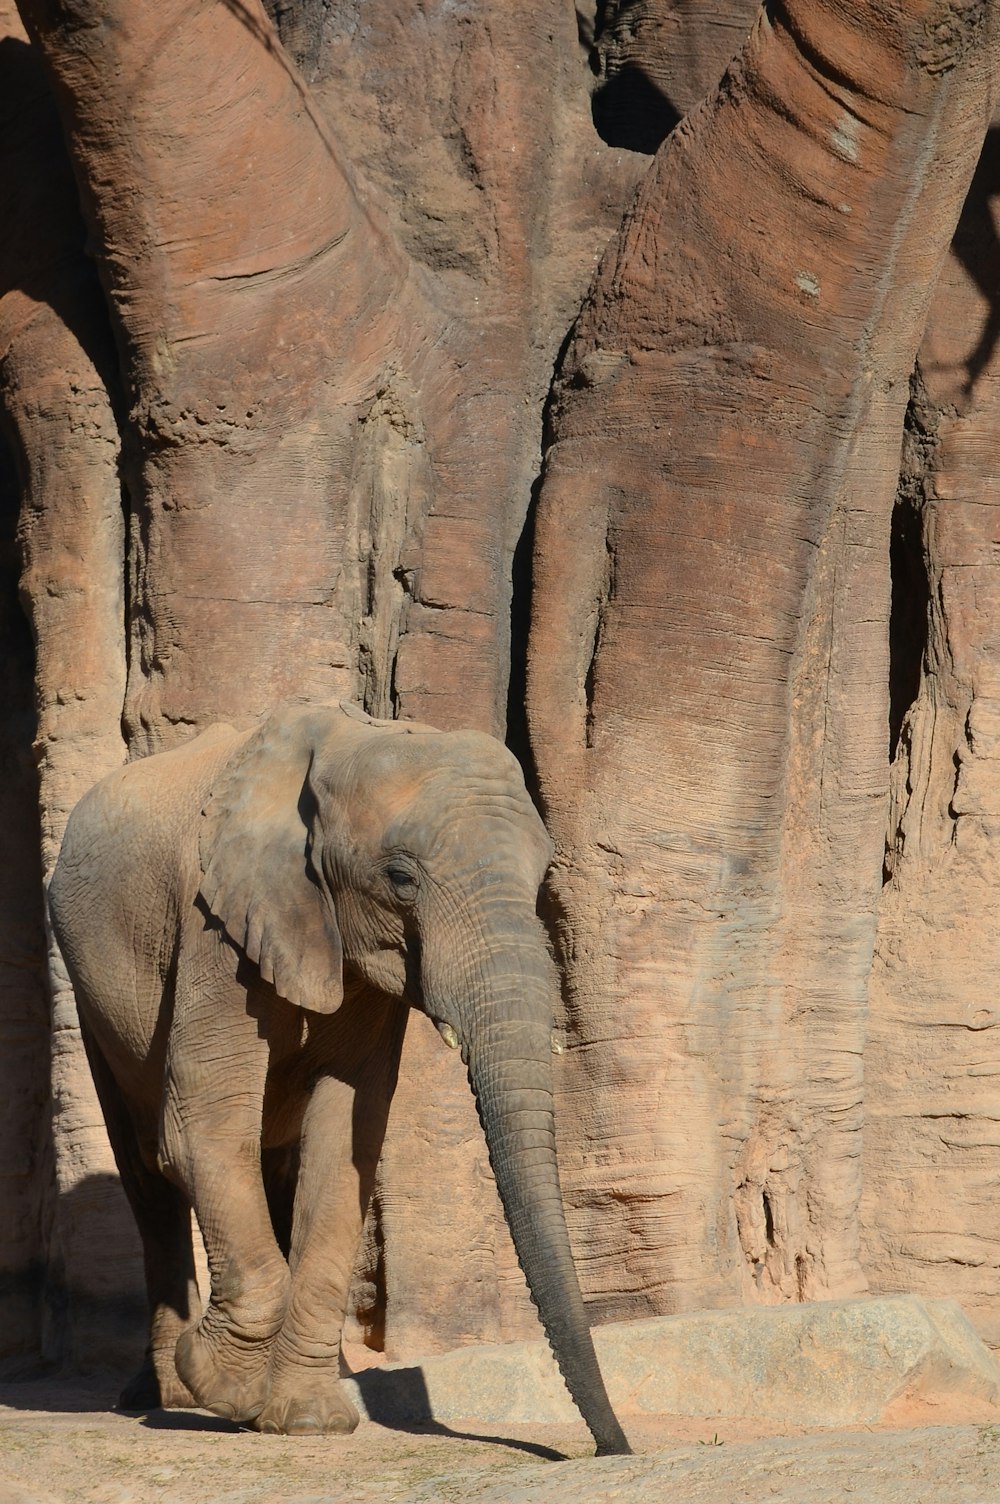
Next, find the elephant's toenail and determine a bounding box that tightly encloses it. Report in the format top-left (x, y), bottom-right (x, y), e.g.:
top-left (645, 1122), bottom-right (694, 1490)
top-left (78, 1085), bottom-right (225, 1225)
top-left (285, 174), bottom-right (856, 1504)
top-left (287, 1415), bottom-right (322, 1434)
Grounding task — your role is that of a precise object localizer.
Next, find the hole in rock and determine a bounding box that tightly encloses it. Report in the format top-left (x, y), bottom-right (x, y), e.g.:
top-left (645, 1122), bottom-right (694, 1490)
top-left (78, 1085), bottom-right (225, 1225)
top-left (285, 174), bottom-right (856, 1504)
top-left (888, 495), bottom-right (930, 763)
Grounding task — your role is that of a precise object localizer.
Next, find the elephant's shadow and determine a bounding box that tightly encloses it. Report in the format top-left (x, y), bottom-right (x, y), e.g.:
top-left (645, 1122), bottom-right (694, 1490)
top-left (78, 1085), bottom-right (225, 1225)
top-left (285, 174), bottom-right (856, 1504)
top-left (0, 1181), bottom-right (566, 1457)
top-left (138, 1366), bottom-right (567, 1458)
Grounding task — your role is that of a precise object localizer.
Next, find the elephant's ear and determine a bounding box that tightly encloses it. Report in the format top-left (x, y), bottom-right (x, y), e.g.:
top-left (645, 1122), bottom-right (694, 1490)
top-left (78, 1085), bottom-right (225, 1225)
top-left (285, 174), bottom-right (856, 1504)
top-left (199, 707), bottom-right (344, 1013)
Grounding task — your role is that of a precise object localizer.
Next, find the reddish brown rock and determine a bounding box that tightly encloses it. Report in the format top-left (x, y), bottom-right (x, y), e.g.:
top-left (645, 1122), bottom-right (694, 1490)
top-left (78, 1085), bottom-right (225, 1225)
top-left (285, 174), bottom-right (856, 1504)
top-left (0, 0), bottom-right (134, 1367)
top-left (4, 0), bottom-right (1000, 1378)
top-left (527, 0), bottom-right (1000, 1321)
top-left (865, 126), bottom-right (1000, 1349)
top-left (7, 0), bottom-right (641, 1362)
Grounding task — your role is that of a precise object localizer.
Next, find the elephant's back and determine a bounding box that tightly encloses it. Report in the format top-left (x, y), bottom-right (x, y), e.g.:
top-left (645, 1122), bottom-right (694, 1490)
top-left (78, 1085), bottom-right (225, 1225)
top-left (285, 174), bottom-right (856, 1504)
top-left (59, 722), bottom-right (246, 866)
top-left (50, 722), bottom-right (248, 1056)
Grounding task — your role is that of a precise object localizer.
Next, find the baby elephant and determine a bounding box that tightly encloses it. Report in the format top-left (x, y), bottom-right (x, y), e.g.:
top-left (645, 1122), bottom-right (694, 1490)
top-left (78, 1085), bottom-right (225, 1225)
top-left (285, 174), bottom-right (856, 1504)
top-left (49, 701), bottom-right (630, 1454)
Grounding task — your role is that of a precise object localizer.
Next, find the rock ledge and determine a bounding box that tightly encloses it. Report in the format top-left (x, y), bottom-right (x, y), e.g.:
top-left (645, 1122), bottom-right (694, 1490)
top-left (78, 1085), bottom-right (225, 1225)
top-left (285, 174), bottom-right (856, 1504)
top-left (347, 1295), bottom-right (1000, 1429)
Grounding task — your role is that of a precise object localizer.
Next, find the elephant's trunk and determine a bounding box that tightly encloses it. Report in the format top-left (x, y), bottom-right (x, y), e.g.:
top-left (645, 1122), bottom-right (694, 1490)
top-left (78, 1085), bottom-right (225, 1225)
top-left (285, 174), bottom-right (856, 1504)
top-left (445, 913), bottom-right (631, 1456)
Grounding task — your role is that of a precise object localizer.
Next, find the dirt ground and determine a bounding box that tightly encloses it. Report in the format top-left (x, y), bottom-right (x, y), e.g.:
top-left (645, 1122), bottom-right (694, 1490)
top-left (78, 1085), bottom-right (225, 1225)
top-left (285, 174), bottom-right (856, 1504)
top-left (1, 1378), bottom-right (1000, 1504)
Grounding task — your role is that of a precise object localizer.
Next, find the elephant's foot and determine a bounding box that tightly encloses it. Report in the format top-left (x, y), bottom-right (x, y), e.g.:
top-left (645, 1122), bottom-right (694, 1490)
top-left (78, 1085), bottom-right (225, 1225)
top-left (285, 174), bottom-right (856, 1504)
top-left (175, 1319), bottom-right (274, 1424)
top-left (253, 1377), bottom-right (360, 1436)
top-left (118, 1357), bottom-right (161, 1412)
top-left (118, 1352), bottom-right (196, 1412)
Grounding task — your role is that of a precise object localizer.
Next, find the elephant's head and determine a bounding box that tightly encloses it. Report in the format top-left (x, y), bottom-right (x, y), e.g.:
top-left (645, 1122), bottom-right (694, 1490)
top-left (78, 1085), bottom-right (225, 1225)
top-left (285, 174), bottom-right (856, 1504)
top-left (198, 700), bottom-right (630, 1456)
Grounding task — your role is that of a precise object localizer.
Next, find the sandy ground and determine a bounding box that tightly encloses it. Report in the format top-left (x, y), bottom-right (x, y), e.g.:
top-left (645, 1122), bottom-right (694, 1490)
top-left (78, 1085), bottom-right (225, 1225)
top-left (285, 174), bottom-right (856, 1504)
top-left (2, 1379), bottom-right (1000, 1504)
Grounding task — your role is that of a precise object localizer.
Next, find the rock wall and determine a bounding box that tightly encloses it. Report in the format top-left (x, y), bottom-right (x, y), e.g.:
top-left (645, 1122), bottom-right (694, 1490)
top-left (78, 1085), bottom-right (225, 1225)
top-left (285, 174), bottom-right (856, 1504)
top-left (0, 429), bottom-right (48, 1365)
top-left (3, 0), bottom-right (1000, 1375)
top-left (527, 0), bottom-right (1000, 1323)
top-left (8, 0), bottom-right (645, 1363)
top-left (865, 125), bottom-right (1000, 1350)
top-left (0, 2), bottom-right (135, 1368)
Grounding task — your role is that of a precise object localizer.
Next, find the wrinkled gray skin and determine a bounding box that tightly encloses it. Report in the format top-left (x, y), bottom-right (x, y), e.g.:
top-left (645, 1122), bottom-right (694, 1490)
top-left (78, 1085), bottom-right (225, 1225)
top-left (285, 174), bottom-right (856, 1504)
top-left (49, 701), bottom-right (630, 1454)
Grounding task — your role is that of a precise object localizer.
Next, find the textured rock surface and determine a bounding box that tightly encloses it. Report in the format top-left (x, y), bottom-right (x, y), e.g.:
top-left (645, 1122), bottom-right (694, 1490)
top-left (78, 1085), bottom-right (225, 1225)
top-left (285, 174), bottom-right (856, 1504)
top-left (7, 0), bottom-right (649, 1365)
top-left (0, 0), bottom-right (133, 1368)
top-left (864, 124), bottom-right (1000, 1352)
top-left (4, 0), bottom-right (1000, 1379)
top-left (527, 0), bottom-right (1000, 1325)
top-left (347, 1298), bottom-right (1000, 1429)
top-left (0, 380), bottom-right (47, 1365)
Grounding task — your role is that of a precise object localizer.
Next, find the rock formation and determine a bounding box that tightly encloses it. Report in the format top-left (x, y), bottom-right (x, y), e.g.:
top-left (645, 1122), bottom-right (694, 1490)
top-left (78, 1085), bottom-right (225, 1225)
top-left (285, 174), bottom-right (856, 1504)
top-left (2, 0), bottom-right (999, 1373)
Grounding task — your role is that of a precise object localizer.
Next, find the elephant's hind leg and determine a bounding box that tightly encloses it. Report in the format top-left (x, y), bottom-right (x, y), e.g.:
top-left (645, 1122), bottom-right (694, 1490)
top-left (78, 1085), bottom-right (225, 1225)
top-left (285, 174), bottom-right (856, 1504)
top-left (118, 1174), bottom-right (201, 1413)
top-left (78, 1020), bottom-right (199, 1411)
top-left (262, 1142), bottom-right (300, 1259)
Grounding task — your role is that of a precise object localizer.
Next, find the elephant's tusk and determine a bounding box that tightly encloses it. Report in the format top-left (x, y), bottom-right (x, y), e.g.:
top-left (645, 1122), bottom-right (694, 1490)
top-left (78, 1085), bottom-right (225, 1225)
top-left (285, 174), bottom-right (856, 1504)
top-left (436, 1020), bottom-right (459, 1049)
top-left (551, 1032), bottom-right (564, 1054)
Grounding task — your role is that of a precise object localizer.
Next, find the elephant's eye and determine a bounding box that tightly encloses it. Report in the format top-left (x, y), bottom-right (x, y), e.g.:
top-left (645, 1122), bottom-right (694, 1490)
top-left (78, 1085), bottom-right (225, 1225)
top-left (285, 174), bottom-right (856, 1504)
top-left (385, 863), bottom-right (419, 899)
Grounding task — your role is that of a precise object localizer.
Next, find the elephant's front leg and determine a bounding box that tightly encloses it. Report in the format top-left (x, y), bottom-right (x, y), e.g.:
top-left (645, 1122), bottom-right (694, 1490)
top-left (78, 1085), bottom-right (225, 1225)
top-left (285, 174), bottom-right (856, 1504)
top-left (254, 1000), bottom-right (408, 1435)
top-left (160, 952), bottom-right (291, 1424)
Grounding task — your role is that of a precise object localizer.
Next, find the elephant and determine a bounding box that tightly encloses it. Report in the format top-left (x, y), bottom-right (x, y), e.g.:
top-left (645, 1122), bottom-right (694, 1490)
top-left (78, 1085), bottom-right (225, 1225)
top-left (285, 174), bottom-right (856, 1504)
top-left (48, 700), bottom-right (630, 1454)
